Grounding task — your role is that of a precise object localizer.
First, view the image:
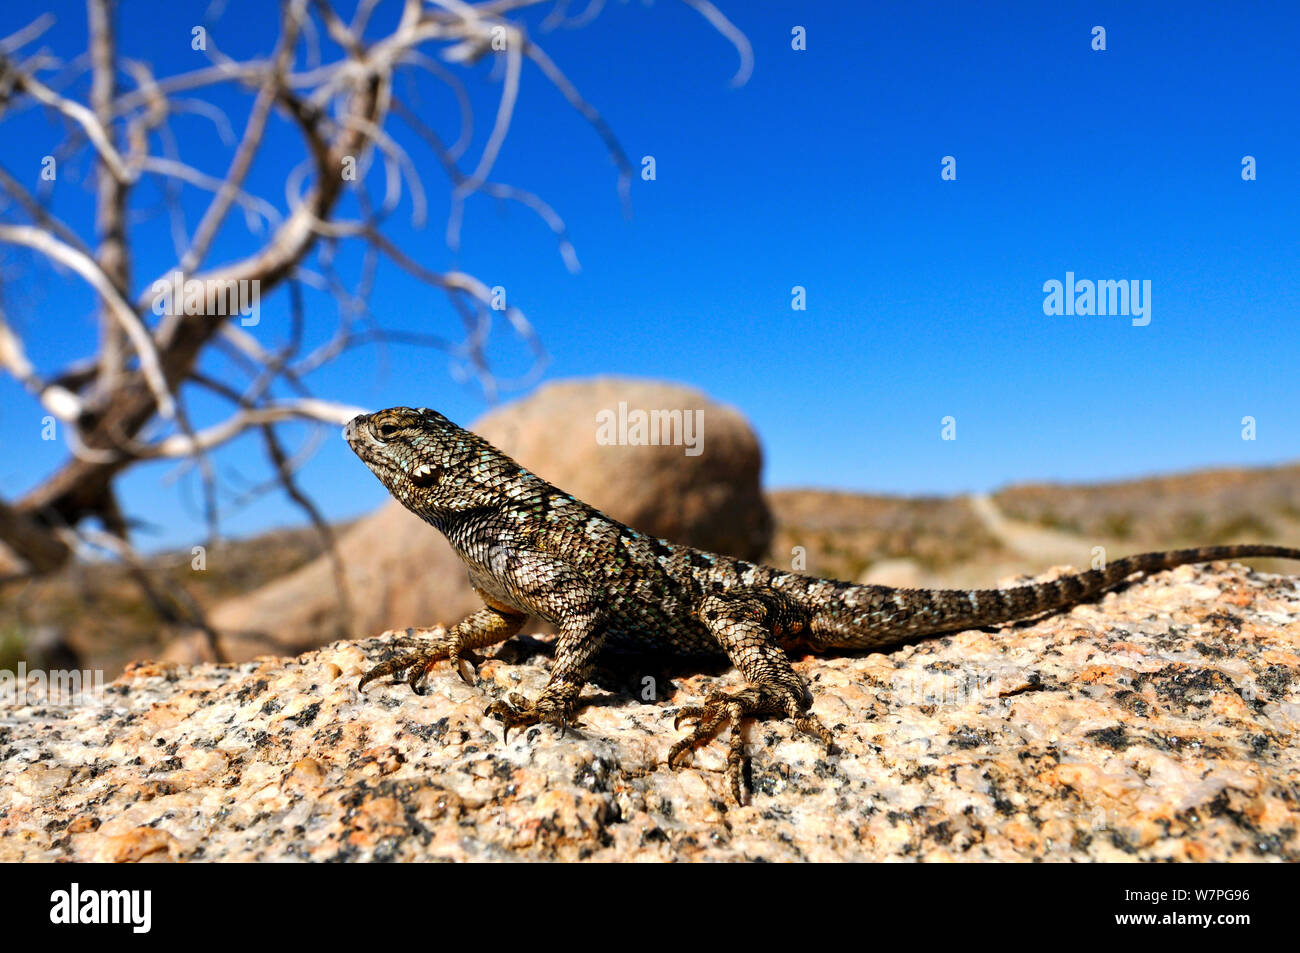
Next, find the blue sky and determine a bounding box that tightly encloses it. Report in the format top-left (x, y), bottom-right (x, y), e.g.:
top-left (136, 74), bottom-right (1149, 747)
top-left (1, 1), bottom-right (1297, 549)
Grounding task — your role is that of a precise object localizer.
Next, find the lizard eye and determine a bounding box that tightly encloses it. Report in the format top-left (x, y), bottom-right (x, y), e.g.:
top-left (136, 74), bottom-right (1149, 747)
top-left (376, 421), bottom-right (400, 440)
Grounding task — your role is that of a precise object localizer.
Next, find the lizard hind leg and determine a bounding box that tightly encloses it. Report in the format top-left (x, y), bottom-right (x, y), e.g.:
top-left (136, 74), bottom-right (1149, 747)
top-left (358, 603), bottom-right (526, 695)
top-left (667, 590), bottom-right (834, 804)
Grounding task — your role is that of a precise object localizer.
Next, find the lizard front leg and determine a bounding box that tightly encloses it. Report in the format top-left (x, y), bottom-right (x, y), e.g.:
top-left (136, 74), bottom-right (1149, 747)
top-left (358, 599), bottom-right (526, 694)
top-left (485, 589), bottom-right (607, 740)
top-left (668, 589), bottom-right (834, 804)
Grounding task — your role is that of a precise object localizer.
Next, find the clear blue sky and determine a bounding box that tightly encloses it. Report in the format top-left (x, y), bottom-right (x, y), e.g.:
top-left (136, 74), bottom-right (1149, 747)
top-left (1, 1), bottom-right (1297, 550)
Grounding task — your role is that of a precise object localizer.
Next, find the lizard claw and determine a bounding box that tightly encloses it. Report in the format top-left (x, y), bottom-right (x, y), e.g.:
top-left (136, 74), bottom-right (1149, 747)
top-left (357, 627), bottom-right (466, 696)
top-left (451, 650), bottom-right (482, 686)
top-left (673, 705), bottom-right (707, 731)
top-left (485, 697), bottom-right (535, 742)
top-left (555, 714), bottom-right (586, 738)
top-left (358, 647), bottom-right (430, 693)
top-left (486, 692), bottom-right (578, 742)
top-left (667, 688), bottom-right (839, 804)
top-left (408, 666), bottom-right (429, 695)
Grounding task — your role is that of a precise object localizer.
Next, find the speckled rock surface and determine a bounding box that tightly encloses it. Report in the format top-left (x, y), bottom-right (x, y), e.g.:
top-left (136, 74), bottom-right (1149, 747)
top-left (3, 563), bottom-right (1298, 862)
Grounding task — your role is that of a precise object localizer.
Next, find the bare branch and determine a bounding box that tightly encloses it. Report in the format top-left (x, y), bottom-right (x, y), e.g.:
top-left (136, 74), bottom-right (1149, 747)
top-left (0, 304), bottom-right (88, 422)
top-left (0, 161), bottom-right (92, 255)
top-left (519, 36), bottom-right (632, 212)
top-left (138, 399), bottom-right (366, 460)
top-left (397, 50), bottom-right (473, 159)
top-left (679, 0), bottom-right (753, 87)
top-left (138, 156), bottom-right (281, 230)
top-left (0, 13), bottom-right (56, 55)
top-left (455, 22), bottom-right (523, 196)
top-left (89, 0), bottom-right (133, 396)
top-left (0, 224), bottom-right (175, 419)
top-left (0, 51), bottom-right (132, 181)
top-left (179, 2), bottom-right (306, 275)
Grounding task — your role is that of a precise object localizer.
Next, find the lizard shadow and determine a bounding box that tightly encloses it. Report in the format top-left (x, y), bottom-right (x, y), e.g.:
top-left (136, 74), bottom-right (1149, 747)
top-left (492, 634), bottom-right (730, 708)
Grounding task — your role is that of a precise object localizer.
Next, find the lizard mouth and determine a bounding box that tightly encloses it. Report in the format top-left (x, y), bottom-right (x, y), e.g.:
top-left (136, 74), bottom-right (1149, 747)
top-left (343, 413), bottom-right (416, 501)
top-left (343, 414), bottom-right (388, 472)
top-left (343, 413), bottom-right (379, 453)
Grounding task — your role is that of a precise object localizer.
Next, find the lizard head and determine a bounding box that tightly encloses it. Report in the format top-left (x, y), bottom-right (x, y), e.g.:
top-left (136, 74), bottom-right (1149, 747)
top-left (344, 406), bottom-right (494, 521)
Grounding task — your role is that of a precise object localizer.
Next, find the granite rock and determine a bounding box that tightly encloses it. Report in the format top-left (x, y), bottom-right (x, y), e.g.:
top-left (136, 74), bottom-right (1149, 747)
top-left (3, 562), bottom-right (1298, 862)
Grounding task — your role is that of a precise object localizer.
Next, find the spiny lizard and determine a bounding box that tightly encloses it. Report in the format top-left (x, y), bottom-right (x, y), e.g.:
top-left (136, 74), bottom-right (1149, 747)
top-left (345, 406), bottom-right (1300, 803)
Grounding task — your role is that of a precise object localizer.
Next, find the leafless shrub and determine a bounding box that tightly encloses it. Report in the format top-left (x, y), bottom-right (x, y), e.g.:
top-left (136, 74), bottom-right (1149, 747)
top-left (0, 0), bottom-right (749, 656)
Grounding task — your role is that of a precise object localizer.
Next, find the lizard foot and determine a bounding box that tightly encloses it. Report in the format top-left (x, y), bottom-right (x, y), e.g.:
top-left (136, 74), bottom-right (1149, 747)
top-left (358, 627), bottom-right (483, 695)
top-left (667, 688), bottom-right (835, 805)
top-left (485, 692), bottom-right (579, 741)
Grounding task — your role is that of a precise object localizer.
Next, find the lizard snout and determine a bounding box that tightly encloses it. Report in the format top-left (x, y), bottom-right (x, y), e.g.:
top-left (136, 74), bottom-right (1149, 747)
top-left (342, 413), bottom-right (372, 447)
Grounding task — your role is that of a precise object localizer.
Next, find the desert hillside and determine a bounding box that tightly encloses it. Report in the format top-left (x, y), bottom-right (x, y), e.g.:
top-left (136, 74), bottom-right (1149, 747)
top-left (994, 463), bottom-right (1300, 547)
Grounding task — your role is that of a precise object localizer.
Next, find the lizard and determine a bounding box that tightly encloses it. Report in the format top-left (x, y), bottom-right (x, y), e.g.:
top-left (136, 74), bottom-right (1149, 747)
top-left (345, 405), bottom-right (1300, 804)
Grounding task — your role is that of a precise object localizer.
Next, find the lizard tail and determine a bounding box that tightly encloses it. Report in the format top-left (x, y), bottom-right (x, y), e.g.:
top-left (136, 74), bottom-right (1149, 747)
top-left (807, 545), bottom-right (1300, 651)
